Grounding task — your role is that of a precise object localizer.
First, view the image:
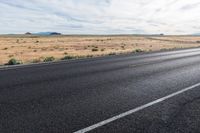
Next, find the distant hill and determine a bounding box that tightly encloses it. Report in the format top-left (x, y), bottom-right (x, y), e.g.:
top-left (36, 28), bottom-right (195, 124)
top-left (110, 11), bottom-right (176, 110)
top-left (192, 33), bottom-right (200, 36)
top-left (25, 32), bottom-right (32, 35)
top-left (33, 32), bottom-right (62, 35)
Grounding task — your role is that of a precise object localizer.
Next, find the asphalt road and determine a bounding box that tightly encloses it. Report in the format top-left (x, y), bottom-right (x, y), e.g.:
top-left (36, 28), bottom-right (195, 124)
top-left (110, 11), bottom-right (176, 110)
top-left (1, 48), bottom-right (200, 133)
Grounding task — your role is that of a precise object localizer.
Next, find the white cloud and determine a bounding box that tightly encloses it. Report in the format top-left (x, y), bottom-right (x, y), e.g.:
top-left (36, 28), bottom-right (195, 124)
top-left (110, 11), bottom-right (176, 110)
top-left (0, 0), bottom-right (200, 34)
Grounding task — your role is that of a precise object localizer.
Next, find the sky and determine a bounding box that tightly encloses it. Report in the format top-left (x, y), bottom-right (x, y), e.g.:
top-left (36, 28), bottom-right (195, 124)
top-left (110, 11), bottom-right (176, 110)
top-left (0, 0), bottom-right (200, 35)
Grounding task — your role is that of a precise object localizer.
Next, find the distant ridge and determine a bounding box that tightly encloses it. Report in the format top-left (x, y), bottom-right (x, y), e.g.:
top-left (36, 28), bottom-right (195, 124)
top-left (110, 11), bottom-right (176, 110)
top-left (33, 32), bottom-right (62, 35)
top-left (192, 33), bottom-right (200, 36)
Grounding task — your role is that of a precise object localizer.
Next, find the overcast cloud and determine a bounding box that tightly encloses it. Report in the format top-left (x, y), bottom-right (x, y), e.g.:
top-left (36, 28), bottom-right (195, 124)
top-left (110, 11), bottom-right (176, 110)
top-left (0, 0), bottom-right (200, 34)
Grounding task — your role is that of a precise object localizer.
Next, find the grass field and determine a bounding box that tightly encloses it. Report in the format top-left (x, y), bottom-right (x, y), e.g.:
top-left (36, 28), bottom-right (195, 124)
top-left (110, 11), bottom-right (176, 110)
top-left (1, 35), bottom-right (200, 65)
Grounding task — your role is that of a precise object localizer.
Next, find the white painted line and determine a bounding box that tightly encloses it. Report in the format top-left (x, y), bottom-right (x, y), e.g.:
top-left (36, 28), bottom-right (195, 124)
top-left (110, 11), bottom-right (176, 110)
top-left (74, 82), bottom-right (200, 133)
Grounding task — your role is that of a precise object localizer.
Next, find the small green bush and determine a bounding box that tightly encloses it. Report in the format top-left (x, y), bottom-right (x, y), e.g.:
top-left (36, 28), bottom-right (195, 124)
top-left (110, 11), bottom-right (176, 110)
top-left (43, 56), bottom-right (55, 62)
top-left (6, 58), bottom-right (22, 65)
top-left (61, 56), bottom-right (74, 60)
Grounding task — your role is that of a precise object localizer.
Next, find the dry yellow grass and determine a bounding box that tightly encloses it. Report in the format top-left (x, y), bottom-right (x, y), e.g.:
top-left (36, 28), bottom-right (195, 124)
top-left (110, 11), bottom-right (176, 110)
top-left (1, 35), bottom-right (200, 65)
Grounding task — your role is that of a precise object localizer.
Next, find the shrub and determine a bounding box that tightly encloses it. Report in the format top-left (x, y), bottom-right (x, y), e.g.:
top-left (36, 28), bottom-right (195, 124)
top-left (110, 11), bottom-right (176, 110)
top-left (64, 52), bottom-right (68, 55)
top-left (160, 48), bottom-right (168, 51)
top-left (134, 49), bottom-right (143, 53)
top-left (6, 58), bottom-right (22, 65)
top-left (3, 47), bottom-right (8, 50)
top-left (108, 52), bottom-right (116, 56)
top-left (41, 48), bottom-right (47, 51)
top-left (196, 41), bottom-right (200, 43)
top-left (43, 56), bottom-right (55, 62)
top-left (8, 55), bottom-right (14, 58)
top-left (75, 56), bottom-right (85, 59)
top-left (86, 55), bottom-right (93, 58)
top-left (92, 48), bottom-right (98, 52)
top-left (121, 46), bottom-right (125, 49)
top-left (61, 56), bottom-right (74, 60)
top-left (32, 59), bottom-right (41, 63)
top-left (101, 48), bottom-right (105, 51)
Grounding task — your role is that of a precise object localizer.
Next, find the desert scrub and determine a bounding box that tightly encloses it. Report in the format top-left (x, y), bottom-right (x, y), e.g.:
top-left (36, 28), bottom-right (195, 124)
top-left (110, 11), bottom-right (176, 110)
top-left (61, 56), bottom-right (74, 60)
top-left (133, 49), bottom-right (143, 53)
top-left (31, 59), bottom-right (41, 63)
top-left (6, 58), bottom-right (22, 65)
top-left (196, 41), bottom-right (200, 43)
top-left (86, 55), bottom-right (93, 58)
top-left (43, 56), bottom-right (55, 62)
top-left (2, 47), bottom-right (8, 50)
top-left (121, 46), bottom-right (125, 49)
top-left (101, 48), bottom-right (105, 51)
top-left (108, 52), bottom-right (116, 56)
top-left (92, 48), bottom-right (98, 52)
top-left (8, 55), bottom-right (14, 58)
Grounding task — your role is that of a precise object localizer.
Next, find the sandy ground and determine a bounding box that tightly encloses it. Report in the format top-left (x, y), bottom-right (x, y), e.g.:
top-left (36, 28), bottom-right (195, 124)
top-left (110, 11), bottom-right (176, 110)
top-left (1, 35), bottom-right (200, 65)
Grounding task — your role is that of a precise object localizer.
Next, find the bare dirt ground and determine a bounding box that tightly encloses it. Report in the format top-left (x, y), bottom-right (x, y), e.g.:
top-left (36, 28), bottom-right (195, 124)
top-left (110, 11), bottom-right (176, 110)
top-left (1, 35), bottom-right (200, 65)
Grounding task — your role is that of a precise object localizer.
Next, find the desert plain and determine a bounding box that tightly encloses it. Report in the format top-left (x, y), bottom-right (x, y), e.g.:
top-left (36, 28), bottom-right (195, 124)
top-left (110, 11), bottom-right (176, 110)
top-left (1, 35), bottom-right (200, 65)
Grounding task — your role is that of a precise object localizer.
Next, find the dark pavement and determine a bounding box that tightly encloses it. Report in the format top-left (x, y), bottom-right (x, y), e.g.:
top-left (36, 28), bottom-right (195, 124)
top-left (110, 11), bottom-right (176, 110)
top-left (1, 48), bottom-right (200, 133)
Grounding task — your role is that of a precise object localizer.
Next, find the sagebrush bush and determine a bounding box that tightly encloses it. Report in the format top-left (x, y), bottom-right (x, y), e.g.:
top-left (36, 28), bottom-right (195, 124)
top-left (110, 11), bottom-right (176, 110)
top-left (3, 47), bottom-right (8, 50)
top-left (101, 48), bottom-right (105, 51)
top-left (108, 52), bottom-right (116, 56)
top-left (87, 55), bottom-right (93, 58)
top-left (43, 56), bottom-right (55, 62)
top-left (32, 59), bottom-right (41, 63)
top-left (92, 48), bottom-right (98, 52)
top-left (61, 56), bottom-right (74, 60)
top-left (6, 58), bottom-right (22, 65)
top-left (196, 41), bottom-right (200, 43)
top-left (134, 49), bottom-right (143, 53)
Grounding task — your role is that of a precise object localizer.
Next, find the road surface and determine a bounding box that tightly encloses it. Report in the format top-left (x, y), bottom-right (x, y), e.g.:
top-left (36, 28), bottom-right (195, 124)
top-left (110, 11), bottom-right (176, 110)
top-left (1, 48), bottom-right (200, 133)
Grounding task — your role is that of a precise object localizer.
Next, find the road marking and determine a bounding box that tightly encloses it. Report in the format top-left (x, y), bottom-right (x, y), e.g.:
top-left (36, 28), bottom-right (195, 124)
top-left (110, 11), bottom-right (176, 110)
top-left (74, 82), bottom-right (200, 133)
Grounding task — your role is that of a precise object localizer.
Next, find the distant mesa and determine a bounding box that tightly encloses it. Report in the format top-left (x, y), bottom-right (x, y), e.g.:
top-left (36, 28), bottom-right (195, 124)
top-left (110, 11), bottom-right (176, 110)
top-left (192, 33), bottom-right (200, 36)
top-left (25, 32), bottom-right (32, 35)
top-left (50, 32), bottom-right (62, 35)
top-left (34, 32), bottom-right (62, 36)
top-left (160, 33), bottom-right (164, 36)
